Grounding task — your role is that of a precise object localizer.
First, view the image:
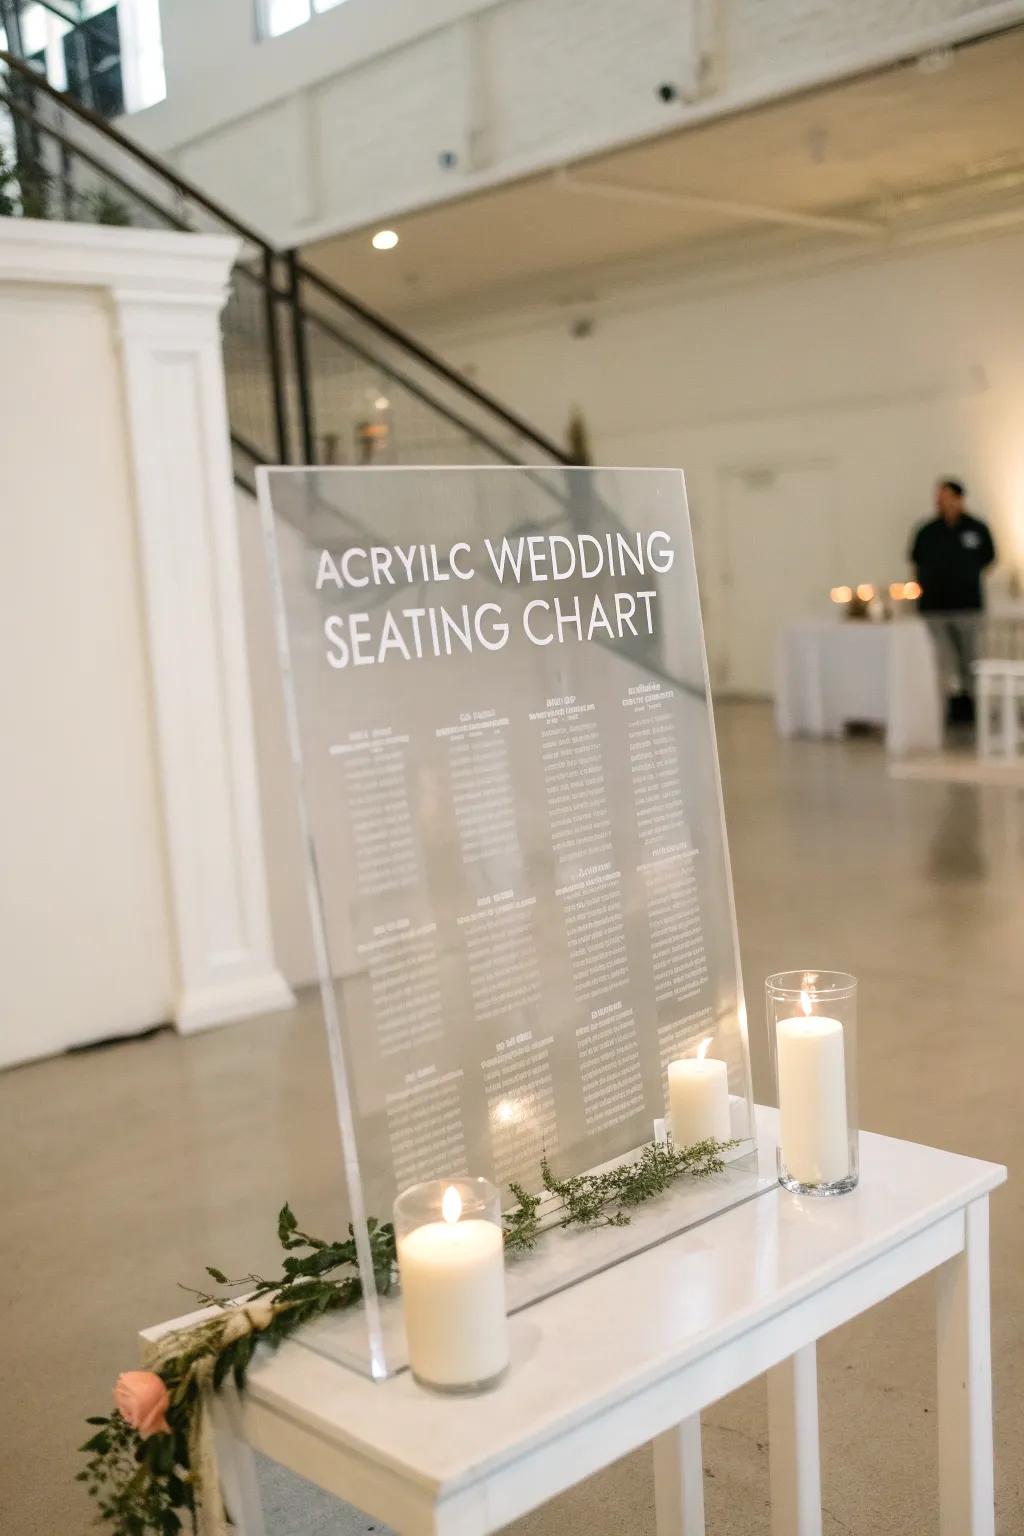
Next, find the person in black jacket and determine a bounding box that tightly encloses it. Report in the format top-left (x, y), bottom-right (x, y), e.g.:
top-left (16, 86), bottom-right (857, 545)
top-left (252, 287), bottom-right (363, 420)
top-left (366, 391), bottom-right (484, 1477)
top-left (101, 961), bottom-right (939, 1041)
top-left (910, 479), bottom-right (996, 710)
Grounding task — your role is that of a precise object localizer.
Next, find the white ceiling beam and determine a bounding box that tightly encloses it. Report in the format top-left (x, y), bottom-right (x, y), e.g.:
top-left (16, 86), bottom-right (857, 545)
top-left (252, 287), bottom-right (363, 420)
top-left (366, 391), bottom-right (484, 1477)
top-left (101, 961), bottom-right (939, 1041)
top-left (553, 168), bottom-right (887, 239)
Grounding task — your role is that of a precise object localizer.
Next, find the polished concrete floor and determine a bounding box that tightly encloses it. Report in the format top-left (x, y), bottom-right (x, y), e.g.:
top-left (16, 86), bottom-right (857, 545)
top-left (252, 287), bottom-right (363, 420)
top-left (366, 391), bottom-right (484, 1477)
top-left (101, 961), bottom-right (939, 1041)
top-left (2, 703), bottom-right (1023, 1535)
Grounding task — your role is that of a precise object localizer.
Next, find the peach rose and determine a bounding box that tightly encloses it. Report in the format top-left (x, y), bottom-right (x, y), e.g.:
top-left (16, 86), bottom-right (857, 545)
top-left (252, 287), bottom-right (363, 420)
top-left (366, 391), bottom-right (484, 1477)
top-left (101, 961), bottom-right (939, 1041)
top-left (113, 1371), bottom-right (171, 1439)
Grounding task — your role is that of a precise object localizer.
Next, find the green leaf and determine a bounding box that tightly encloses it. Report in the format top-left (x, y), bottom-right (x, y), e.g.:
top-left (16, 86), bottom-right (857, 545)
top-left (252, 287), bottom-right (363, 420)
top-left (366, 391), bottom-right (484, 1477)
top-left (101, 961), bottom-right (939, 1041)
top-left (205, 1267), bottom-right (229, 1285)
top-left (167, 1473), bottom-right (188, 1506)
top-left (172, 1429), bottom-right (190, 1475)
top-left (151, 1435), bottom-right (175, 1475)
top-left (212, 1347), bottom-right (233, 1390)
top-left (232, 1334), bottom-right (255, 1391)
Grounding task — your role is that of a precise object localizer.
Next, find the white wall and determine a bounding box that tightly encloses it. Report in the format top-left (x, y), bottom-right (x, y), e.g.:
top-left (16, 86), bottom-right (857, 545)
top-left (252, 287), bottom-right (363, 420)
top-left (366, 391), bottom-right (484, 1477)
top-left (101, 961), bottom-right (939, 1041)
top-left (415, 228), bottom-right (1024, 691)
top-left (0, 283), bottom-right (175, 1064)
top-left (124, 0), bottom-right (1024, 248)
top-left (0, 221), bottom-right (293, 1066)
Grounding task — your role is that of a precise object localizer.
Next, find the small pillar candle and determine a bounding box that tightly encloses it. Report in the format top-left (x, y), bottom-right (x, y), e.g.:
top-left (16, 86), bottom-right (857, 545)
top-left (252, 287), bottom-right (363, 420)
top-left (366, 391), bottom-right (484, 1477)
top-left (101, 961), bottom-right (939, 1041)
top-left (776, 991), bottom-right (849, 1185)
top-left (667, 1039), bottom-right (731, 1146)
top-left (395, 1180), bottom-right (508, 1391)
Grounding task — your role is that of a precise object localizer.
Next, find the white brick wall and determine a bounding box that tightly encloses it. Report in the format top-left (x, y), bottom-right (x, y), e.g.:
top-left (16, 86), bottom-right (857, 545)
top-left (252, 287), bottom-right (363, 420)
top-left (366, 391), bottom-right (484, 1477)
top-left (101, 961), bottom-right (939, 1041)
top-left (480, 0), bottom-right (698, 167)
top-left (313, 27), bottom-right (469, 231)
top-left (133, 0), bottom-right (1024, 248)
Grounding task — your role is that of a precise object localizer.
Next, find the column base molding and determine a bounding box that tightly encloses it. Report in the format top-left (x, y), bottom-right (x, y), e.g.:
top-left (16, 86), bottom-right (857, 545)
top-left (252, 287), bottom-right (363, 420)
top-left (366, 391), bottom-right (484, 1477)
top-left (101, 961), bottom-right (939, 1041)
top-left (176, 971), bottom-right (296, 1035)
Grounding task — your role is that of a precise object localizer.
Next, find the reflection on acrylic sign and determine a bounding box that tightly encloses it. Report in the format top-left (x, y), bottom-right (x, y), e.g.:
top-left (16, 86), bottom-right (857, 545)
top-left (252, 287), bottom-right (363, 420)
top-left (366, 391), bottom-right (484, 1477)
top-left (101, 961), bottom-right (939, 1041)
top-left (257, 467), bottom-right (766, 1378)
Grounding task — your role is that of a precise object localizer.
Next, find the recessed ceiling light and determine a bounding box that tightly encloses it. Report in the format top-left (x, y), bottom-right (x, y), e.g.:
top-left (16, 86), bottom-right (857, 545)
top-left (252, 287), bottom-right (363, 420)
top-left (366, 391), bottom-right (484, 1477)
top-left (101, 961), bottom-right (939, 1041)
top-left (372, 229), bottom-right (399, 251)
top-left (374, 396), bottom-right (390, 411)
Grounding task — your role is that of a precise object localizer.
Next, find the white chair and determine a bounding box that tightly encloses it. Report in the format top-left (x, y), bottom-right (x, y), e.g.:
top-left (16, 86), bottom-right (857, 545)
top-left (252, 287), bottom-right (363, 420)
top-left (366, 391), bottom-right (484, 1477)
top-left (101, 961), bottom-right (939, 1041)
top-left (973, 659), bottom-right (1024, 758)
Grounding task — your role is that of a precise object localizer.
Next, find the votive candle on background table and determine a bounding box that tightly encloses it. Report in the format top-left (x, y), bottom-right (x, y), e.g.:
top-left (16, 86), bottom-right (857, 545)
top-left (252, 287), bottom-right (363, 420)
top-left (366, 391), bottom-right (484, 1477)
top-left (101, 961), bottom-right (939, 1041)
top-left (766, 970), bottom-right (859, 1195)
top-left (667, 1037), bottom-right (731, 1146)
top-left (394, 1176), bottom-right (508, 1392)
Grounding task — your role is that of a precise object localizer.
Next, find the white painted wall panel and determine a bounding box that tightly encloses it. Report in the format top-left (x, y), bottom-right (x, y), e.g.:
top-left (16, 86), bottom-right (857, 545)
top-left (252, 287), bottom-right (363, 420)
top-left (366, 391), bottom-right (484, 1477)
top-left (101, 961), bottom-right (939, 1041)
top-left (0, 285), bottom-right (175, 1066)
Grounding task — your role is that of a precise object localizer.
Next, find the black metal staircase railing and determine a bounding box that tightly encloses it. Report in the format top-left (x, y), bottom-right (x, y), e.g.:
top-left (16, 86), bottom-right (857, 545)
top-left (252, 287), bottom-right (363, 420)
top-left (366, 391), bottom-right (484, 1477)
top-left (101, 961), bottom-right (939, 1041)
top-left (0, 47), bottom-right (570, 491)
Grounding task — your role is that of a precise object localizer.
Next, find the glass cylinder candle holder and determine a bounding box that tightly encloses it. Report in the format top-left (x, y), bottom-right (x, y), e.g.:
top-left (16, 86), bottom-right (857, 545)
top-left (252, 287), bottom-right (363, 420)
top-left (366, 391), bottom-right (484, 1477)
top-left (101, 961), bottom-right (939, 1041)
top-left (394, 1176), bottom-right (508, 1393)
top-left (766, 971), bottom-right (859, 1196)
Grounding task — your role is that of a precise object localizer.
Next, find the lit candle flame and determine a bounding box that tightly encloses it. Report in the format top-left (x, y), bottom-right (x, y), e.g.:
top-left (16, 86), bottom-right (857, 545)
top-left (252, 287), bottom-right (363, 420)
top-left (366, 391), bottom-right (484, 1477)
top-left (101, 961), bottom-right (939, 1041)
top-left (697, 1036), bottom-right (712, 1061)
top-left (441, 1185), bottom-right (462, 1224)
top-left (800, 989), bottom-right (813, 1018)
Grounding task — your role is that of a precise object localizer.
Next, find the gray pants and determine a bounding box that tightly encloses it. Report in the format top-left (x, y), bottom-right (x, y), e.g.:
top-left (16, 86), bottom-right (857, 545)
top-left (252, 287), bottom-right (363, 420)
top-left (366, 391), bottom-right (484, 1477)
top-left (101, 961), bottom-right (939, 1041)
top-left (925, 613), bottom-right (982, 697)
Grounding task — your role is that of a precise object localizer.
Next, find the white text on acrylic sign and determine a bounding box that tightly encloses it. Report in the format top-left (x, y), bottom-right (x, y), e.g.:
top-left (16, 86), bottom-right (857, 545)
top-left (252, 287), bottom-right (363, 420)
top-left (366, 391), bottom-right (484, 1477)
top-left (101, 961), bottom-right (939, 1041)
top-left (316, 530), bottom-right (677, 668)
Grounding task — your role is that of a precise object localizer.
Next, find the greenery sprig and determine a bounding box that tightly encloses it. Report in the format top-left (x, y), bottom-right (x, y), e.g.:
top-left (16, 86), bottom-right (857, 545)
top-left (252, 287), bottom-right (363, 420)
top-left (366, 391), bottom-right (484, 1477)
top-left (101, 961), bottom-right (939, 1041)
top-left (189, 1203), bottom-right (397, 1312)
top-left (503, 1135), bottom-right (735, 1251)
top-left (80, 1136), bottom-right (734, 1533)
top-left (79, 1209), bottom-right (397, 1535)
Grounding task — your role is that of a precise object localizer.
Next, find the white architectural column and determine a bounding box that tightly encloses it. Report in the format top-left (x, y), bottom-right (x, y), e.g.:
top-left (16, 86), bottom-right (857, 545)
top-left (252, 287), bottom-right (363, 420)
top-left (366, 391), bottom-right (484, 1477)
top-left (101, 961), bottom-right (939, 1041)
top-left (111, 244), bottom-right (294, 1032)
top-left (0, 221), bottom-right (293, 1033)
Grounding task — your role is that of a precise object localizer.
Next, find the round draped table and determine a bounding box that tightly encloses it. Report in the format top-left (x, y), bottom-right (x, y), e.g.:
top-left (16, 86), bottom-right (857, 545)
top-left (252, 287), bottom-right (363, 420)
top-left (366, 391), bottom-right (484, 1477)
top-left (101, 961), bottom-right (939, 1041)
top-left (775, 617), bottom-right (942, 757)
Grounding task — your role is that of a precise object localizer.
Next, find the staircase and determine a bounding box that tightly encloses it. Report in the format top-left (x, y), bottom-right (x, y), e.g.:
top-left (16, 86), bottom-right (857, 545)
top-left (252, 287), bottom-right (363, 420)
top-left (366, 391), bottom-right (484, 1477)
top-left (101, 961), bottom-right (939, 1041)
top-left (0, 47), bottom-right (570, 492)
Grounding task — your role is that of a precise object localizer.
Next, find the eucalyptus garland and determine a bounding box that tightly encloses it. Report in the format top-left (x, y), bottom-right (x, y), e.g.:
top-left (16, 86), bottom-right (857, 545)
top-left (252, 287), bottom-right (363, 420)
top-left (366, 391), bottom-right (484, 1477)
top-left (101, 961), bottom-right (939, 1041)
top-left (503, 1134), bottom-right (732, 1251)
top-left (80, 1136), bottom-right (734, 1534)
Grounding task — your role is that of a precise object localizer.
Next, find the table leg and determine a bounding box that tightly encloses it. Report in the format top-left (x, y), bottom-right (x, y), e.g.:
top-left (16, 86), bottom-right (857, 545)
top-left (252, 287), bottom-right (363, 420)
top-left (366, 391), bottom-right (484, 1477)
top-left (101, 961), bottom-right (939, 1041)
top-left (767, 1343), bottom-right (822, 1536)
top-left (936, 1196), bottom-right (995, 1536)
top-left (653, 1415), bottom-right (705, 1536)
top-left (977, 677), bottom-right (991, 758)
top-left (212, 1389), bottom-right (268, 1536)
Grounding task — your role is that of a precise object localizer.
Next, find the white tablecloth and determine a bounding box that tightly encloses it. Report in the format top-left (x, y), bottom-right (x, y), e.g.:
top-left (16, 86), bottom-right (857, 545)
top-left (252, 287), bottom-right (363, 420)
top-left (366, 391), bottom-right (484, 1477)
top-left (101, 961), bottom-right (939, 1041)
top-left (776, 618), bottom-right (942, 756)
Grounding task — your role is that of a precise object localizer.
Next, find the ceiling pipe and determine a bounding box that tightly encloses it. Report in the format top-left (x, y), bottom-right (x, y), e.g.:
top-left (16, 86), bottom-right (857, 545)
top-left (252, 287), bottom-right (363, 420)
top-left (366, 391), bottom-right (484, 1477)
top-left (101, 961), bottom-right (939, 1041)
top-left (553, 167), bottom-right (887, 239)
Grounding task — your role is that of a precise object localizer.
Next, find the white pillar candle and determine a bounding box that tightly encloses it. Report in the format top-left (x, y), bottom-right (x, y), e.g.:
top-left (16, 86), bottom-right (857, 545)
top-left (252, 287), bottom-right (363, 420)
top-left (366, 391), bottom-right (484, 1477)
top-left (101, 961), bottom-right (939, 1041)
top-left (396, 1186), bottom-right (508, 1389)
top-left (668, 1043), bottom-right (731, 1146)
top-left (776, 999), bottom-right (850, 1185)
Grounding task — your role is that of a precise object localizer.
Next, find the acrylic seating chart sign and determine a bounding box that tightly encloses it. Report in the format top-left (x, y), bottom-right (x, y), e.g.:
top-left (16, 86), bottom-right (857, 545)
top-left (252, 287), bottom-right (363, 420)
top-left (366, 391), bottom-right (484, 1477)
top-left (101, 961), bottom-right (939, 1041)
top-left (257, 466), bottom-right (770, 1379)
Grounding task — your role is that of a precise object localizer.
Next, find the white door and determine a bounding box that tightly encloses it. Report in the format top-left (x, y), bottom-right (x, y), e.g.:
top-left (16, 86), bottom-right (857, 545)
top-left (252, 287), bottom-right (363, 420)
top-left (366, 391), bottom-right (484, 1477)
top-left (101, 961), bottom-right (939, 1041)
top-left (719, 461), bottom-right (840, 696)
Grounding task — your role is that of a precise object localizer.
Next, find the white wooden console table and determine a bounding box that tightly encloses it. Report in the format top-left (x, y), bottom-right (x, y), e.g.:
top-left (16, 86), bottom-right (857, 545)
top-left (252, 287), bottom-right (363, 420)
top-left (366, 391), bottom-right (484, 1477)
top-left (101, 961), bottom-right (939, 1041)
top-left (144, 1108), bottom-right (1005, 1536)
